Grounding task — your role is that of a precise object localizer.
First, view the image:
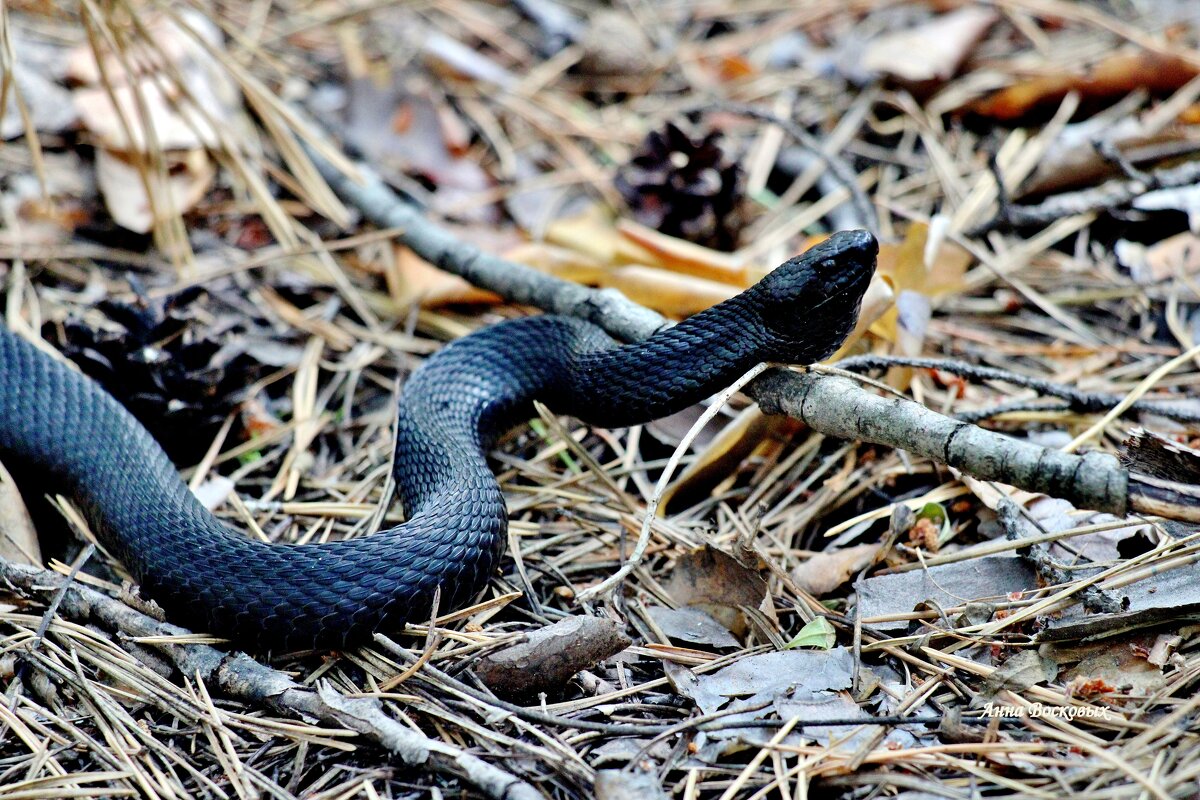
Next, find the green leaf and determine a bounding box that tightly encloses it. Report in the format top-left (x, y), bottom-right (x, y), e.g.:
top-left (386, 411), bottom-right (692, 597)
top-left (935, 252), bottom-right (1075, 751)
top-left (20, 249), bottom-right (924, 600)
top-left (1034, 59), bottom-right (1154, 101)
top-left (784, 616), bottom-right (836, 650)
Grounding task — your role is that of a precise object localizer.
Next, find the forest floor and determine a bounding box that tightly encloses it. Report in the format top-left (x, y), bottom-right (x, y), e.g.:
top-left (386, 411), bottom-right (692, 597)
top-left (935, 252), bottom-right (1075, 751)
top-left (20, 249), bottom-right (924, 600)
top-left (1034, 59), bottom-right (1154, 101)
top-left (5, 1), bottom-right (1200, 798)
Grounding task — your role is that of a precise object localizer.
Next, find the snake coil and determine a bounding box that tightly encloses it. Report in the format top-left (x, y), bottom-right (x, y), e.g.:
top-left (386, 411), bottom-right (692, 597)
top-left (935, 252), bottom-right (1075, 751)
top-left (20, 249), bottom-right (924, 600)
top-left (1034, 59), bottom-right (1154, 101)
top-left (0, 230), bottom-right (876, 649)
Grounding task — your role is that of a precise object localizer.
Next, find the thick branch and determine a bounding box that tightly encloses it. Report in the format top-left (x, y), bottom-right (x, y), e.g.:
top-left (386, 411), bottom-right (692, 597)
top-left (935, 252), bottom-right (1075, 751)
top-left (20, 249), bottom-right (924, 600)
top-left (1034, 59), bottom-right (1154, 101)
top-left (753, 370), bottom-right (1127, 514)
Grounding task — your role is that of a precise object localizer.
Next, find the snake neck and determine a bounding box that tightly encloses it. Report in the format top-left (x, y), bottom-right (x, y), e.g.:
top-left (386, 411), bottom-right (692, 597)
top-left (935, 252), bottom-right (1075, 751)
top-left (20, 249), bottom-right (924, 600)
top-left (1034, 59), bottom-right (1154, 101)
top-left (390, 301), bottom-right (770, 519)
top-left (560, 299), bottom-right (770, 428)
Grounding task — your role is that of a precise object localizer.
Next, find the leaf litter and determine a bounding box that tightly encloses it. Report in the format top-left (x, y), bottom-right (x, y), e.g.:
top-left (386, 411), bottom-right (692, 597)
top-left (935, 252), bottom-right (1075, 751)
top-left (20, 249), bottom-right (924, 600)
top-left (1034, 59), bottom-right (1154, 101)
top-left (5, 1), bottom-right (1200, 798)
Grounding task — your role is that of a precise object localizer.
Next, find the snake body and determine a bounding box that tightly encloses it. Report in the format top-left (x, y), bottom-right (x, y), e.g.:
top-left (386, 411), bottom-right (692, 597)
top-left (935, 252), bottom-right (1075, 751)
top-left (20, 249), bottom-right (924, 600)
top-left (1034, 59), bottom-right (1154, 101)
top-left (0, 230), bottom-right (876, 649)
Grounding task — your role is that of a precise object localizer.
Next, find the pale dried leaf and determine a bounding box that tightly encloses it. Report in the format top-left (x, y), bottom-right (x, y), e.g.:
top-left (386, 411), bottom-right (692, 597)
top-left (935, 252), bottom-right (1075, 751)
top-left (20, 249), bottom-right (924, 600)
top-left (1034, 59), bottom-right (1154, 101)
top-left (0, 460), bottom-right (41, 567)
top-left (95, 148), bottom-right (215, 233)
top-left (861, 7), bottom-right (998, 84)
top-left (792, 543), bottom-right (880, 597)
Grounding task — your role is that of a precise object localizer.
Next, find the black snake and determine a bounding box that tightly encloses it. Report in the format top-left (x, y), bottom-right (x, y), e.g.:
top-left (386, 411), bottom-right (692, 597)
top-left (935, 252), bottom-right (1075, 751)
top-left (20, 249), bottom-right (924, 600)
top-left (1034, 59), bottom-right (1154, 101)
top-left (0, 230), bottom-right (877, 649)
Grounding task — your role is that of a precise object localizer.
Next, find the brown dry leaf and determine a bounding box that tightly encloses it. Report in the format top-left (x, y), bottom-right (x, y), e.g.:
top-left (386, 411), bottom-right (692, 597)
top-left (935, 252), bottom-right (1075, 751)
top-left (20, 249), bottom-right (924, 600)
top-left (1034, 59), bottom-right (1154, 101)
top-left (386, 246), bottom-right (501, 307)
top-left (969, 50), bottom-right (1200, 122)
top-left (343, 79), bottom-right (492, 220)
top-left (68, 11), bottom-right (235, 154)
top-left (861, 7), bottom-right (998, 85)
top-left (870, 221), bottom-right (969, 342)
top-left (1116, 232), bottom-right (1200, 284)
top-left (616, 219), bottom-right (749, 285)
top-left (1019, 116), bottom-right (1200, 198)
top-left (535, 242), bottom-right (807, 319)
top-left (503, 241), bottom-right (608, 285)
top-left (663, 545), bottom-right (767, 637)
top-left (600, 265), bottom-right (739, 316)
top-left (1061, 638), bottom-right (1166, 697)
top-left (95, 148), bottom-right (215, 234)
top-left (542, 207), bottom-right (773, 316)
top-left (791, 543), bottom-right (880, 597)
top-left (544, 204), bottom-right (639, 265)
top-left (74, 77), bottom-right (222, 152)
top-left (0, 460), bottom-right (41, 567)
top-left (64, 10), bottom-right (225, 88)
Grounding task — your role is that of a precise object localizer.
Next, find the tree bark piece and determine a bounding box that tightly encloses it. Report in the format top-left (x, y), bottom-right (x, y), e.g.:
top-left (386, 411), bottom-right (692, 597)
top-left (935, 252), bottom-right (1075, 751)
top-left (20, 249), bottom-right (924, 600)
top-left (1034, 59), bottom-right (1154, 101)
top-left (475, 616), bottom-right (631, 698)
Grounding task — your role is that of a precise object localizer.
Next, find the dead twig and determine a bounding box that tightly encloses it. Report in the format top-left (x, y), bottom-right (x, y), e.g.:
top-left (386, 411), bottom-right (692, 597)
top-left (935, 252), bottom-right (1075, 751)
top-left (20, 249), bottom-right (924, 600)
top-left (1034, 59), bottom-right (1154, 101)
top-left (0, 559), bottom-right (546, 800)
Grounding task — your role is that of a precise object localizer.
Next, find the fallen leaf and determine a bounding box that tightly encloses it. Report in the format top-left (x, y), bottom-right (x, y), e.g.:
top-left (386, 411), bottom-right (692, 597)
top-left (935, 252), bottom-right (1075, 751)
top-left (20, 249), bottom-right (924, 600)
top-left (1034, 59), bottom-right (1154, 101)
top-left (387, 245), bottom-right (501, 307)
top-left (64, 9), bottom-right (228, 89)
top-left (594, 766), bottom-right (668, 800)
top-left (969, 50), bottom-right (1200, 122)
top-left (74, 76), bottom-right (223, 151)
top-left (1019, 115), bottom-right (1200, 198)
top-left (602, 264), bottom-right (740, 317)
top-left (645, 605), bottom-right (740, 649)
top-left (861, 7), bottom-right (998, 84)
top-left (687, 647), bottom-right (856, 716)
top-left (0, 459), bottom-right (41, 567)
top-left (773, 689), bottom-right (917, 750)
top-left (95, 148), bottom-right (216, 234)
top-left (1060, 638), bottom-right (1165, 697)
top-left (503, 241), bottom-right (608, 284)
top-left (544, 204), bottom-right (638, 265)
top-left (870, 220), bottom-right (969, 342)
top-left (616, 219), bottom-right (748, 285)
top-left (2, 61), bottom-right (78, 140)
top-left (343, 79), bottom-right (492, 219)
top-left (664, 545), bottom-right (767, 637)
top-left (792, 543), bottom-right (880, 597)
top-left (1116, 232), bottom-right (1200, 284)
top-left (855, 555), bottom-right (1038, 631)
top-left (979, 649), bottom-right (1058, 701)
top-left (192, 476), bottom-right (235, 512)
top-left (784, 616), bottom-right (837, 650)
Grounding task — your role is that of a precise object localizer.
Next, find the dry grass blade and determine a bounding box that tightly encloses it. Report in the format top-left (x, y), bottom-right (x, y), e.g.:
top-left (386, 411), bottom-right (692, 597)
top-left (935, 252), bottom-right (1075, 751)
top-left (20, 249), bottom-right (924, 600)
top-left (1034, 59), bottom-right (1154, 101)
top-left (6, 1), bottom-right (1200, 799)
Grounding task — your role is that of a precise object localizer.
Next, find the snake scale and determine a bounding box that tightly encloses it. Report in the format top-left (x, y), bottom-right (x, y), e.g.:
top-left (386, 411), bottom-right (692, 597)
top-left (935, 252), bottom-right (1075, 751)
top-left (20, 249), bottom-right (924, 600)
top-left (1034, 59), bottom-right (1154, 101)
top-left (0, 230), bottom-right (876, 649)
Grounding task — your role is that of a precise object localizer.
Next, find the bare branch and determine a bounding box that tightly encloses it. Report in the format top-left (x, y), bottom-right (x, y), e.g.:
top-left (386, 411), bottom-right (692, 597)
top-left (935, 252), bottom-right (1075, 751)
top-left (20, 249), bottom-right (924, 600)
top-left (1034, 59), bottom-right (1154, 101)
top-left (0, 560), bottom-right (546, 800)
top-left (304, 144), bottom-right (1200, 522)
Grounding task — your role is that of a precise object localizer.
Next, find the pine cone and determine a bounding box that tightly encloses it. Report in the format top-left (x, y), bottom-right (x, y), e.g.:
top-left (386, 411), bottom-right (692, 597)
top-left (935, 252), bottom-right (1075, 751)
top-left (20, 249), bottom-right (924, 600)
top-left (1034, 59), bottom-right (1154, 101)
top-left (48, 286), bottom-right (275, 464)
top-left (614, 122), bottom-right (744, 251)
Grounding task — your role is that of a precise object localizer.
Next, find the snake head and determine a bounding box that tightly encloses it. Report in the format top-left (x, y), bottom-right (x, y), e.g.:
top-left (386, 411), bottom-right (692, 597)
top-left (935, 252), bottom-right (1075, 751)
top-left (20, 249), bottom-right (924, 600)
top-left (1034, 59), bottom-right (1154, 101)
top-left (753, 228), bottom-right (878, 364)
